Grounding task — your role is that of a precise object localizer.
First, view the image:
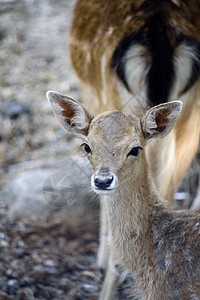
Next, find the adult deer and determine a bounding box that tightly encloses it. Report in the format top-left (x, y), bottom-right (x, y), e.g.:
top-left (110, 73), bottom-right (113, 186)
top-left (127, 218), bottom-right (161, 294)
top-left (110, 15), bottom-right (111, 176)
top-left (70, 0), bottom-right (200, 204)
top-left (47, 92), bottom-right (200, 300)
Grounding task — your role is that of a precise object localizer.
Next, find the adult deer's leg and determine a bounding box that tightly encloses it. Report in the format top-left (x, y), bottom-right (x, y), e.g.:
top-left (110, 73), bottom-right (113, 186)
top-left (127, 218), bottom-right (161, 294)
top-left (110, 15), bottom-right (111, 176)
top-left (98, 201), bottom-right (120, 300)
top-left (97, 201), bottom-right (109, 269)
top-left (99, 256), bottom-right (119, 300)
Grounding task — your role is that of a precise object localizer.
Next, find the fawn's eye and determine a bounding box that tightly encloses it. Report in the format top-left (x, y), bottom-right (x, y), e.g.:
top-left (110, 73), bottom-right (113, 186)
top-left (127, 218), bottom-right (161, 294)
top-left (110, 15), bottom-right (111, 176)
top-left (127, 146), bottom-right (142, 157)
top-left (81, 143), bottom-right (91, 154)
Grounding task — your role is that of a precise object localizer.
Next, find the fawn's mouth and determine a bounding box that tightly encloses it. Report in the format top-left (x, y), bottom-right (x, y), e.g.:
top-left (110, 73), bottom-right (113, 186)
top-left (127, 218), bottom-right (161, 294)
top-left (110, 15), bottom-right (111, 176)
top-left (92, 187), bottom-right (115, 195)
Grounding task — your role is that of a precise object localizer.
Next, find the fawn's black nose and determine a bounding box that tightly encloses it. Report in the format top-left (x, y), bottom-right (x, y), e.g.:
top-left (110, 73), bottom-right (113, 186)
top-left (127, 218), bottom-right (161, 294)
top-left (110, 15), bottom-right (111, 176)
top-left (94, 176), bottom-right (114, 190)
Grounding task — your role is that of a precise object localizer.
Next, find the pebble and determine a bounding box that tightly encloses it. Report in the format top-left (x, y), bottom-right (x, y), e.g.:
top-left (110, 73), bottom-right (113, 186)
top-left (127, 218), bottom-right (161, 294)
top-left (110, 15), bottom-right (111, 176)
top-left (0, 232), bottom-right (10, 242)
top-left (0, 240), bottom-right (9, 248)
top-left (8, 279), bottom-right (17, 286)
top-left (43, 259), bottom-right (57, 267)
top-left (0, 291), bottom-right (12, 300)
top-left (81, 283), bottom-right (98, 293)
top-left (15, 240), bottom-right (25, 248)
top-left (0, 232), bottom-right (10, 248)
top-left (2, 100), bottom-right (31, 119)
top-left (15, 251), bottom-right (25, 259)
top-left (16, 287), bottom-right (35, 300)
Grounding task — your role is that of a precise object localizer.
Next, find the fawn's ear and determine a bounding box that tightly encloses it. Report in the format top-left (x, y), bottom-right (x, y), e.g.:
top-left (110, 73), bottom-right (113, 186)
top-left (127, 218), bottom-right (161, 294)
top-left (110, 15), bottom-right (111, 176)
top-left (141, 101), bottom-right (182, 142)
top-left (46, 91), bottom-right (93, 137)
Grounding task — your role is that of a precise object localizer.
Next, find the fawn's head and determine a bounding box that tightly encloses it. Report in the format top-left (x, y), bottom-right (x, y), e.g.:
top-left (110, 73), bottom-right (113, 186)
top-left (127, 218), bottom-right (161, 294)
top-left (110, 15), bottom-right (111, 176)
top-left (47, 91), bottom-right (182, 194)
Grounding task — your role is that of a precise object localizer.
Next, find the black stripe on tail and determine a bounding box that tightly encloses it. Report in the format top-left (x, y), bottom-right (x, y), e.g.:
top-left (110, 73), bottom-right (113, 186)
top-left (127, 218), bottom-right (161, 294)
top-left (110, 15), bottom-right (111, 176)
top-left (145, 11), bottom-right (175, 106)
top-left (111, 18), bottom-right (200, 107)
top-left (111, 24), bottom-right (175, 107)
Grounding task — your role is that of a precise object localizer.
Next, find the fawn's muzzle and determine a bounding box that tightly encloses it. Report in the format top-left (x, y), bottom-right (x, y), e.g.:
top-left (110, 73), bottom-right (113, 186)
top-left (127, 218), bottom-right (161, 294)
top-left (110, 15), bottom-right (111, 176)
top-left (94, 175), bottom-right (114, 190)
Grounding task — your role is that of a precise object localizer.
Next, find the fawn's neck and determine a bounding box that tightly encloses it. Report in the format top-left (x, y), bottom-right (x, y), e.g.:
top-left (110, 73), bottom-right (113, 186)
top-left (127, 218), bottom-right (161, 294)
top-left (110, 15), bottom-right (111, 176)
top-left (102, 159), bottom-right (159, 284)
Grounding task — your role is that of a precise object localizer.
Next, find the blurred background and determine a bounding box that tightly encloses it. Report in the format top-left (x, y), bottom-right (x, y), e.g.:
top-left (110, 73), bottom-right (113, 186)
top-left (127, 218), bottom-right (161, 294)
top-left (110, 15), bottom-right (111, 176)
top-left (0, 0), bottom-right (199, 299)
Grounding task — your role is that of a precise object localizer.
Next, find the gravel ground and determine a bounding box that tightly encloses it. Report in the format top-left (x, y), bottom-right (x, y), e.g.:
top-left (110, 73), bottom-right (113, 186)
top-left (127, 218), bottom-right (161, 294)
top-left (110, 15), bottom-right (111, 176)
top-left (0, 205), bottom-right (101, 300)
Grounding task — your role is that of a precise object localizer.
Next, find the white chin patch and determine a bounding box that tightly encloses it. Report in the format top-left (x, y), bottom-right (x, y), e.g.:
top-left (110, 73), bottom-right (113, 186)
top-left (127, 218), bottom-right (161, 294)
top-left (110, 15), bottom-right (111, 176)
top-left (92, 188), bottom-right (115, 195)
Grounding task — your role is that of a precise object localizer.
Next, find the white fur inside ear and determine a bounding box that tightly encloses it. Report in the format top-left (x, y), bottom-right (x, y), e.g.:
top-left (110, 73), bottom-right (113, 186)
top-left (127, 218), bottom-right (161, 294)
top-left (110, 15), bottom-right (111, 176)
top-left (69, 101), bottom-right (88, 129)
top-left (46, 91), bottom-right (93, 134)
top-left (144, 111), bottom-right (158, 134)
top-left (53, 100), bottom-right (88, 129)
top-left (46, 91), bottom-right (91, 132)
top-left (142, 101), bottom-right (182, 140)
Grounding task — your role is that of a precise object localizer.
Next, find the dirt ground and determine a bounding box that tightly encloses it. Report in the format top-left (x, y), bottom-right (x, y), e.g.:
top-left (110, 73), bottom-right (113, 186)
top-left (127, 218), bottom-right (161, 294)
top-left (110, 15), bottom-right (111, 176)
top-left (0, 0), bottom-right (199, 299)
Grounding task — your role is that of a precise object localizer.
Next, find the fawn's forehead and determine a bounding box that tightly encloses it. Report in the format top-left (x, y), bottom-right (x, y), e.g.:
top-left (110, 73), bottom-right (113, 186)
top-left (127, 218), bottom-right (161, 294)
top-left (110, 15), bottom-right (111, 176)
top-left (88, 111), bottom-right (140, 141)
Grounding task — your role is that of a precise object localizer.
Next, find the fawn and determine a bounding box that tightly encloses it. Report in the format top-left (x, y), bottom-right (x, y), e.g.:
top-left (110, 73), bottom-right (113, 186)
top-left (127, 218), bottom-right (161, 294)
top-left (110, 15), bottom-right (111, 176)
top-left (47, 91), bottom-right (200, 300)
